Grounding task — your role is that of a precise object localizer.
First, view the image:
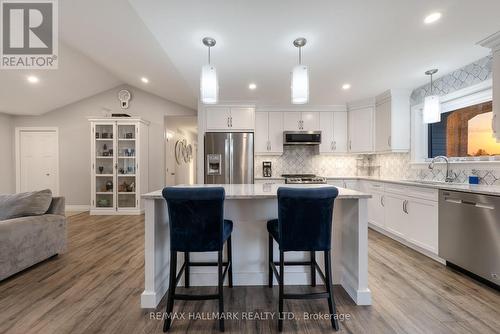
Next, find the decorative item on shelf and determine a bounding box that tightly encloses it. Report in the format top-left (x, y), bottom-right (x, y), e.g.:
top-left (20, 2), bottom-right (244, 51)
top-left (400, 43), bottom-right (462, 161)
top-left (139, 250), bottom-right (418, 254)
top-left (97, 199), bottom-right (109, 207)
top-left (95, 132), bottom-right (100, 139)
top-left (119, 168), bottom-right (125, 174)
top-left (108, 149), bottom-right (113, 155)
top-left (105, 180), bottom-right (113, 191)
top-left (119, 181), bottom-right (128, 192)
top-left (129, 182), bottom-right (135, 192)
top-left (102, 133), bottom-right (109, 139)
top-left (102, 152), bottom-right (110, 157)
top-left (125, 132), bottom-right (134, 139)
top-left (103, 144), bottom-right (108, 151)
top-left (98, 166), bottom-right (104, 174)
top-left (469, 175), bottom-right (480, 185)
top-left (118, 89), bottom-right (131, 109)
top-left (112, 113), bottom-right (131, 117)
top-left (127, 166), bottom-right (134, 173)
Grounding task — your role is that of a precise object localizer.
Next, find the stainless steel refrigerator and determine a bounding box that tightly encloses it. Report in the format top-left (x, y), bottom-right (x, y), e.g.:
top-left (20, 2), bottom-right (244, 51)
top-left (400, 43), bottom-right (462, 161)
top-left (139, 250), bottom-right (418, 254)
top-left (205, 132), bottom-right (254, 184)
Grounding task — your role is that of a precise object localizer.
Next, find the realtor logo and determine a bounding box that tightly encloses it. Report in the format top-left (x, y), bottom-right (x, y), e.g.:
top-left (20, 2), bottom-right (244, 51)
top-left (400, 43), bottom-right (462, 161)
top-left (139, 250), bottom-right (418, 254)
top-left (1, 0), bottom-right (58, 69)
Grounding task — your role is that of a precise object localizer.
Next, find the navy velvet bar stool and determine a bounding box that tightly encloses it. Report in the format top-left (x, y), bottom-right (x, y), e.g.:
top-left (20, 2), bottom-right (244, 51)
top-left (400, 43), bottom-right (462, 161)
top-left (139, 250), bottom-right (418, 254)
top-left (267, 187), bottom-right (340, 331)
top-left (162, 187), bottom-right (233, 332)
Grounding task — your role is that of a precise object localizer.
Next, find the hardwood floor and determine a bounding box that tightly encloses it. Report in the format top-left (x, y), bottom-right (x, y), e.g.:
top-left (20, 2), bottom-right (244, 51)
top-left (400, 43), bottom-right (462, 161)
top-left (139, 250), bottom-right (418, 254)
top-left (1, 213), bottom-right (499, 334)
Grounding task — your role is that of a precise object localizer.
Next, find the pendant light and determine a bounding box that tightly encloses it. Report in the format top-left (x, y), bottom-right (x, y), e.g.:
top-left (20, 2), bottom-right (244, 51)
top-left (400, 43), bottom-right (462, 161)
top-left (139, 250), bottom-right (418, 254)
top-left (291, 37), bottom-right (309, 104)
top-left (423, 69), bottom-right (441, 124)
top-left (200, 37), bottom-right (218, 104)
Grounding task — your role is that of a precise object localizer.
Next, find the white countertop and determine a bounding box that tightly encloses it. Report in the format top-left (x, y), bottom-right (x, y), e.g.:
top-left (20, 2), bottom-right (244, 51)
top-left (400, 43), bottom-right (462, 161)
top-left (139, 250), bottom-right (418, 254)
top-left (255, 176), bottom-right (500, 196)
top-left (142, 183), bottom-right (371, 200)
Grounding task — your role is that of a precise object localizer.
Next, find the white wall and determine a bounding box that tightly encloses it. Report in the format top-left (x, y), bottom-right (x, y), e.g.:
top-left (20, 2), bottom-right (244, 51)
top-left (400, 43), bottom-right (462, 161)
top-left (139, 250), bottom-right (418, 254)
top-left (0, 113), bottom-right (14, 194)
top-left (13, 85), bottom-right (195, 205)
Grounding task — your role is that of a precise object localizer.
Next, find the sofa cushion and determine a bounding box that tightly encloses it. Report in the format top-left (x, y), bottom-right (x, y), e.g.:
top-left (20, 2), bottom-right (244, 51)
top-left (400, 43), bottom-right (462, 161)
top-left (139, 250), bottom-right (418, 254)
top-left (0, 189), bottom-right (53, 221)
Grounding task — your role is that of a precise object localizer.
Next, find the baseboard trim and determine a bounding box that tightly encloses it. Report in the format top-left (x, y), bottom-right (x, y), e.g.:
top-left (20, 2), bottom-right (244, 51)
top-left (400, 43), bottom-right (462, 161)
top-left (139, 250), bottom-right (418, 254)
top-left (368, 223), bottom-right (445, 264)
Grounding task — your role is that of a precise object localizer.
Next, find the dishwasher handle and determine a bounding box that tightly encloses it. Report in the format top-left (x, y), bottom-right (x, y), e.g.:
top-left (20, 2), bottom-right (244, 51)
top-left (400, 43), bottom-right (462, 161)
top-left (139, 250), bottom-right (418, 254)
top-left (444, 197), bottom-right (495, 210)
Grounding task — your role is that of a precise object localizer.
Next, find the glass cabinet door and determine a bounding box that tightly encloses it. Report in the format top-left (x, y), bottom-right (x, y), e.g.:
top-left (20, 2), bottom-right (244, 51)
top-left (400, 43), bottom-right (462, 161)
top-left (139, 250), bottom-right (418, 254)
top-left (116, 123), bottom-right (137, 209)
top-left (94, 123), bottom-right (115, 209)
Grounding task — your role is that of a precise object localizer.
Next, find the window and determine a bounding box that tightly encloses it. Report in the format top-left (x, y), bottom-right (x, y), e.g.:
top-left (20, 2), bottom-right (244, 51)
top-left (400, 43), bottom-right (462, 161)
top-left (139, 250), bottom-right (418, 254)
top-left (428, 101), bottom-right (500, 158)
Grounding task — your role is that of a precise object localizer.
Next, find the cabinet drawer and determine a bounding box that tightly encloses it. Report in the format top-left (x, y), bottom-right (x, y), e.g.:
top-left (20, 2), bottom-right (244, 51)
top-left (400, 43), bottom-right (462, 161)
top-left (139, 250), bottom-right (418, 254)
top-left (384, 183), bottom-right (407, 196)
top-left (406, 186), bottom-right (438, 202)
top-left (366, 181), bottom-right (385, 192)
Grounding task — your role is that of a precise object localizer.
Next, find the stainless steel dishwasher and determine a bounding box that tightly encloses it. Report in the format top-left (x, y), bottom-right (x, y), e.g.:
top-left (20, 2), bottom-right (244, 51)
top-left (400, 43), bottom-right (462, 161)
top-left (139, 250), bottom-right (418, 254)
top-left (439, 190), bottom-right (500, 288)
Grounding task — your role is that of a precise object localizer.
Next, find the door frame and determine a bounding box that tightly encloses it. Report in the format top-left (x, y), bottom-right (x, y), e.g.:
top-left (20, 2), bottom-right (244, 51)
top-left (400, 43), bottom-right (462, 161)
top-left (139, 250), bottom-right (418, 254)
top-left (15, 127), bottom-right (60, 195)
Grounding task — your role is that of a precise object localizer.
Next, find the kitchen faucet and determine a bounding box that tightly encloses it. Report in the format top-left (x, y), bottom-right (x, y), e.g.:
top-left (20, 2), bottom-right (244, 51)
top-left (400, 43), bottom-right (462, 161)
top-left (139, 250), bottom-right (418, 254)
top-left (428, 156), bottom-right (456, 182)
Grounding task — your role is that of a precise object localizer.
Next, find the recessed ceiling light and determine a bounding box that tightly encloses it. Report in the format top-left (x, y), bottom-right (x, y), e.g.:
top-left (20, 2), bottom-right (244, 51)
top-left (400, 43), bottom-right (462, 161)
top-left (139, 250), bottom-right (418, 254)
top-left (424, 12), bottom-right (442, 24)
top-left (248, 83), bottom-right (257, 90)
top-left (27, 75), bottom-right (39, 84)
top-left (141, 77), bottom-right (149, 84)
top-left (342, 83), bottom-right (351, 90)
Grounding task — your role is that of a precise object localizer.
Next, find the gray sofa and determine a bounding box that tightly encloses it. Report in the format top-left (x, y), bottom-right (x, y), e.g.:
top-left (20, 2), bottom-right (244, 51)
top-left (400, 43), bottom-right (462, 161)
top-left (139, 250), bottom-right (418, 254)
top-left (0, 191), bottom-right (67, 281)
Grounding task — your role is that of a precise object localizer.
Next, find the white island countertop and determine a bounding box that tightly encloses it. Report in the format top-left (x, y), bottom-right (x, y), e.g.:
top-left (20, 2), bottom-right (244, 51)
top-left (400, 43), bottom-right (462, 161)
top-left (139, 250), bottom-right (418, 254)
top-left (141, 183), bottom-right (372, 309)
top-left (142, 183), bottom-right (371, 200)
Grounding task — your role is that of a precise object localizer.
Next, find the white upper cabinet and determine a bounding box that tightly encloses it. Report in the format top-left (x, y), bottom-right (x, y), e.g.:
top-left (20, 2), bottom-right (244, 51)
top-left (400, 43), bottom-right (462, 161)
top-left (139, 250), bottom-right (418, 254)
top-left (375, 90), bottom-right (411, 153)
top-left (348, 102), bottom-right (374, 153)
top-left (283, 111), bottom-right (319, 131)
top-left (206, 107), bottom-right (231, 130)
top-left (320, 112), bottom-right (348, 153)
top-left (206, 106), bottom-right (255, 131)
top-left (230, 107), bottom-right (255, 130)
top-left (301, 112), bottom-right (320, 131)
top-left (255, 111), bottom-right (283, 155)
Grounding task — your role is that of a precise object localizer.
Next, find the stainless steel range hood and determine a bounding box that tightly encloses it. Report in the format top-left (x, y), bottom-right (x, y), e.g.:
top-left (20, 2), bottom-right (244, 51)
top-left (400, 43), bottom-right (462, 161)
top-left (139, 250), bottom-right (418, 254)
top-left (283, 131), bottom-right (321, 145)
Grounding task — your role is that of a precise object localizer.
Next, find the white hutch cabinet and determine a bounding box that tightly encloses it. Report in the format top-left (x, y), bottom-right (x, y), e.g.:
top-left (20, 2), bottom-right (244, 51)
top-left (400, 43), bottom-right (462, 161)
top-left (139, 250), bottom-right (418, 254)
top-left (89, 117), bottom-right (149, 215)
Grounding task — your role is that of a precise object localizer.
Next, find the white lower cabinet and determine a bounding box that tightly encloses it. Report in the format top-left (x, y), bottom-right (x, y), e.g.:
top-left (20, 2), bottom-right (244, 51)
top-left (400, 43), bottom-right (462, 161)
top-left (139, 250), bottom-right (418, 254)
top-left (362, 181), bottom-right (439, 259)
top-left (254, 179), bottom-right (285, 185)
top-left (405, 197), bottom-right (438, 254)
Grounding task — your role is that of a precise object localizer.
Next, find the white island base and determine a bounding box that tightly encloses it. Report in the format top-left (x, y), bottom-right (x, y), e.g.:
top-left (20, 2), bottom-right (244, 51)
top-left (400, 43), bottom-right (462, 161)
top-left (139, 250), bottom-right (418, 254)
top-left (141, 184), bottom-right (372, 308)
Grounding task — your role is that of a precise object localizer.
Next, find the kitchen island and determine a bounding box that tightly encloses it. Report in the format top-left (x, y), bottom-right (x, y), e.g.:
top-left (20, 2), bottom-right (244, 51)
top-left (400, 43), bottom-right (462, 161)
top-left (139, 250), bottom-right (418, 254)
top-left (141, 184), bottom-right (372, 308)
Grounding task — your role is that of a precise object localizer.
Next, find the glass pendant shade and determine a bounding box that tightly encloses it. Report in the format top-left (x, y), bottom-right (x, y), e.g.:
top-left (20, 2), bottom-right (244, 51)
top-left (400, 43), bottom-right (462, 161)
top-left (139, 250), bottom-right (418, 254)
top-left (423, 95), bottom-right (441, 124)
top-left (200, 64), bottom-right (218, 104)
top-left (291, 65), bottom-right (309, 104)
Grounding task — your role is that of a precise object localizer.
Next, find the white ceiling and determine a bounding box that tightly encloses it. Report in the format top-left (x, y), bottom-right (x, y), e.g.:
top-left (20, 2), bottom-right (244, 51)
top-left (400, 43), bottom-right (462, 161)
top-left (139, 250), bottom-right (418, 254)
top-left (129, 0), bottom-right (500, 106)
top-left (1, 0), bottom-right (500, 115)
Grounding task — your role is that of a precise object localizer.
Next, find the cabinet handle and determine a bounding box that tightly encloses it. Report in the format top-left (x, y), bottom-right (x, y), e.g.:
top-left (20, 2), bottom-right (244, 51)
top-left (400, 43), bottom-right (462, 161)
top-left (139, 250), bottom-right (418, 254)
top-left (402, 200), bottom-right (406, 213)
top-left (333, 141), bottom-right (336, 151)
top-left (227, 117), bottom-right (230, 127)
top-left (388, 135), bottom-right (391, 147)
top-left (230, 116), bottom-right (233, 127)
top-left (380, 195), bottom-right (385, 207)
top-left (349, 140), bottom-right (352, 151)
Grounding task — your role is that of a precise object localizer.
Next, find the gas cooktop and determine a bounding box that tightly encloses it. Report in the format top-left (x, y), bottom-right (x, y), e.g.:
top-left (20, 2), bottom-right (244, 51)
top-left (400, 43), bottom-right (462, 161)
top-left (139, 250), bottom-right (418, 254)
top-left (282, 174), bottom-right (327, 184)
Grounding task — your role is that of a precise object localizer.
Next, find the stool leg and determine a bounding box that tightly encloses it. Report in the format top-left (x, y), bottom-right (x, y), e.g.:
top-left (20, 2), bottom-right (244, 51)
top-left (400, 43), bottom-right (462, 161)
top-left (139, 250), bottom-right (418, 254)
top-left (268, 233), bottom-right (273, 288)
top-left (324, 250), bottom-right (339, 331)
top-left (163, 251), bottom-right (178, 332)
top-left (184, 252), bottom-right (190, 288)
top-left (218, 249), bottom-right (225, 332)
top-left (310, 251), bottom-right (316, 287)
top-left (278, 250), bottom-right (284, 332)
top-left (227, 236), bottom-right (233, 288)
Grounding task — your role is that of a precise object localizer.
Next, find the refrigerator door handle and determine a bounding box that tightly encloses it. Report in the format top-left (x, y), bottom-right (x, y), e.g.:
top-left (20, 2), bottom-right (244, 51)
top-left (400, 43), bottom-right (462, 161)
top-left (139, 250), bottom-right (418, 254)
top-left (229, 137), bottom-right (234, 184)
top-left (224, 138), bottom-right (230, 184)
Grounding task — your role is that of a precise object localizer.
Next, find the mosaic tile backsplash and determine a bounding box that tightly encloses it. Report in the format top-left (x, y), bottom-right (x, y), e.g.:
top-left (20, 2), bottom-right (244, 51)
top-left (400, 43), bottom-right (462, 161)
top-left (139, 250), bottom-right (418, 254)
top-left (410, 55), bottom-right (492, 106)
top-left (255, 148), bottom-right (500, 186)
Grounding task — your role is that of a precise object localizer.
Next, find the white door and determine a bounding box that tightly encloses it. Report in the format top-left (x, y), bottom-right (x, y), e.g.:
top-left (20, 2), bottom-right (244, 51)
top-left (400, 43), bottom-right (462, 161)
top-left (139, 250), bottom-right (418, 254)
top-left (268, 112), bottom-right (284, 153)
top-left (206, 107), bottom-right (231, 130)
top-left (319, 112), bottom-right (334, 153)
top-left (230, 107), bottom-right (255, 130)
top-left (283, 112), bottom-right (301, 131)
top-left (349, 107), bottom-right (374, 153)
top-left (255, 112), bottom-right (269, 153)
top-left (301, 112), bottom-right (320, 131)
top-left (17, 129), bottom-right (59, 195)
top-left (375, 100), bottom-right (391, 152)
top-left (333, 112), bottom-right (348, 153)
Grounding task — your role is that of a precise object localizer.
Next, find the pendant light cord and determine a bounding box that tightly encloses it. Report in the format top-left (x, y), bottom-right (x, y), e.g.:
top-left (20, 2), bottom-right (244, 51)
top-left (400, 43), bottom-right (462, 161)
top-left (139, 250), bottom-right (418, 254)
top-left (208, 46), bottom-right (211, 65)
top-left (430, 73), bottom-right (433, 95)
top-left (298, 47), bottom-right (302, 65)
